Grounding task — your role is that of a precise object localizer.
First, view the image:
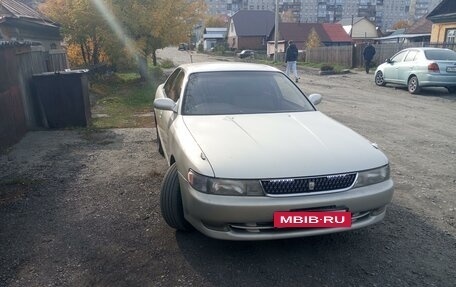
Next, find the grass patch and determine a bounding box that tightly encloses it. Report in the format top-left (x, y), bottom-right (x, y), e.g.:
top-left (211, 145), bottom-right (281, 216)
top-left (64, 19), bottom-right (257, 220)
top-left (299, 62), bottom-right (349, 73)
top-left (90, 69), bottom-right (164, 129)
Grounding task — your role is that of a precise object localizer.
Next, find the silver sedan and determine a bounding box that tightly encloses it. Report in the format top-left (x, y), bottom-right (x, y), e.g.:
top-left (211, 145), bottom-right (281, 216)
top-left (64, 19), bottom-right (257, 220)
top-left (374, 47), bottom-right (456, 94)
top-left (154, 62), bottom-right (394, 240)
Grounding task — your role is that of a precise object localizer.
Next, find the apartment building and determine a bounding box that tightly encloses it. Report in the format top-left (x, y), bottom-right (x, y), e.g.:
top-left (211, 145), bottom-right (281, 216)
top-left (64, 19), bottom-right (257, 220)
top-left (206, 0), bottom-right (300, 18)
top-left (205, 0), bottom-right (443, 30)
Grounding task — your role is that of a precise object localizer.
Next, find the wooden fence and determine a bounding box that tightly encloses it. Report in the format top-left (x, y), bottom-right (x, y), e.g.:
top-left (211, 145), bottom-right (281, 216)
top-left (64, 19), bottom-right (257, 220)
top-left (0, 43), bottom-right (68, 150)
top-left (306, 42), bottom-right (454, 68)
top-left (307, 45), bottom-right (353, 68)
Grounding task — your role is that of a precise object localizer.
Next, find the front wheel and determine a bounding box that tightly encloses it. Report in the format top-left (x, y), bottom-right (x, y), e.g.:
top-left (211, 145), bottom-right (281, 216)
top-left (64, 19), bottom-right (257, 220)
top-left (446, 87), bottom-right (456, 94)
top-left (375, 71), bottom-right (386, 86)
top-left (408, 76), bottom-right (421, 94)
top-left (160, 163), bottom-right (193, 231)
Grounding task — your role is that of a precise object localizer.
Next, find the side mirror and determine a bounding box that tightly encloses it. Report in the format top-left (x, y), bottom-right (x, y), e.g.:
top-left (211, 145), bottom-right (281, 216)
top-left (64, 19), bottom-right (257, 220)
top-left (154, 98), bottom-right (177, 112)
top-left (386, 58), bottom-right (392, 64)
top-left (308, 93), bottom-right (322, 106)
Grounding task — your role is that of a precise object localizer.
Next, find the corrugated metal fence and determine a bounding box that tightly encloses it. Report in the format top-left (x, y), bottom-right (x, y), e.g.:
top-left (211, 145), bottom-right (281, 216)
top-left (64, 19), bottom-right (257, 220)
top-left (0, 46), bottom-right (27, 150)
top-left (0, 43), bottom-right (68, 150)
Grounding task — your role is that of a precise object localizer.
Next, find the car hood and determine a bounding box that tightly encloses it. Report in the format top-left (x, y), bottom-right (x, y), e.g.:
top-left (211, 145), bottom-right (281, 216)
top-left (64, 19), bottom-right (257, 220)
top-left (183, 112), bottom-right (388, 178)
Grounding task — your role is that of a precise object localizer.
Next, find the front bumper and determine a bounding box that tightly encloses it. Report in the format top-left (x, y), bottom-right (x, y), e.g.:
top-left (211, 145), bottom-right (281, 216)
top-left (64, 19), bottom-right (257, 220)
top-left (179, 174), bottom-right (394, 240)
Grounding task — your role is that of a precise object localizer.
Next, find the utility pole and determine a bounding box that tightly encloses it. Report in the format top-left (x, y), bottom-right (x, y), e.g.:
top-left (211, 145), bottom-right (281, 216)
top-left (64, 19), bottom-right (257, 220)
top-left (273, 0), bottom-right (279, 62)
top-left (350, 15), bottom-right (354, 37)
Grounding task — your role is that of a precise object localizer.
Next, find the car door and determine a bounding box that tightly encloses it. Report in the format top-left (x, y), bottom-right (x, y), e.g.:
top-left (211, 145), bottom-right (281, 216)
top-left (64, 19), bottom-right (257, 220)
top-left (383, 50), bottom-right (408, 83)
top-left (157, 68), bottom-right (185, 157)
top-left (397, 49), bottom-right (419, 85)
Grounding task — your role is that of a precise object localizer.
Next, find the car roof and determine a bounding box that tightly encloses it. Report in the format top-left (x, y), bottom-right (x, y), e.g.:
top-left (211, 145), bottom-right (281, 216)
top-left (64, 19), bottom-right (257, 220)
top-left (178, 62), bottom-right (280, 74)
top-left (402, 47), bottom-right (454, 52)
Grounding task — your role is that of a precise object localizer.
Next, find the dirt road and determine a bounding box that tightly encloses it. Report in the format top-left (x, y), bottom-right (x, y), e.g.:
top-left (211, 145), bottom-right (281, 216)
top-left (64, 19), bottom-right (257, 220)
top-left (1, 49), bottom-right (456, 286)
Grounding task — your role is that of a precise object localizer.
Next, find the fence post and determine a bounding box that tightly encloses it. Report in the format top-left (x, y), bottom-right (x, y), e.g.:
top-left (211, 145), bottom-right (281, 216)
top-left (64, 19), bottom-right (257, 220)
top-left (351, 44), bottom-right (356, 68)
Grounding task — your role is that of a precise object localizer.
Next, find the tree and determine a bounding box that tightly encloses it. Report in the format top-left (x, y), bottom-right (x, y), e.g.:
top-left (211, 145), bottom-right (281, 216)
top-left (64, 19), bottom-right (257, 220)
top-left (41, 0), bottom-right (206, 80)
top-left (111, 0), bottom-right (206, 80)
top-left (39, 0), bottom-right (116, 67)
top-left (280, 9), bottom-right (296, 23)
top-left (306, 28), bottom-right (321, 49)
top-left (205, 15), bottom-right (227, 28)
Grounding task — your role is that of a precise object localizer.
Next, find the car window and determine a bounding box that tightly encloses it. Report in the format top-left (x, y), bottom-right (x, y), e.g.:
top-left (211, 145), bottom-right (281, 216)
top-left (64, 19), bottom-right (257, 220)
top-left (391, 50), bottom-right (408, 63)
top-left (164, 68), bottom-right (184, 102)
top-left (164, 68), bottom-right (181, 98)
top-left (404, 50), bottom-right (418, 62)
top-left (182, 71), bottom-right (315, 115)
top-left (424, 49), bottom-right (456, 61)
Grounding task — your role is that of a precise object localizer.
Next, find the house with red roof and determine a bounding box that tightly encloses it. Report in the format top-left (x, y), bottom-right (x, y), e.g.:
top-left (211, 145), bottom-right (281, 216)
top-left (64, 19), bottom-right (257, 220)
top-left (267, 22), bottom-right (352, 55)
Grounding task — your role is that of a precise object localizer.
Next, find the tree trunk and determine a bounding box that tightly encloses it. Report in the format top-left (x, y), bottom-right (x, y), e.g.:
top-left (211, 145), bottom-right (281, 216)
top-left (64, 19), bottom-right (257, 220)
top-left (93, 42), bottom-right (100, 65)
top-left (80, 43), bottom-right (87, 65)
top-left (138, 54), bottom-right (148, 81)
top-left (92, 35), bottom-right (100, 65)
top-left (152, 49), bottom-right (157, 66)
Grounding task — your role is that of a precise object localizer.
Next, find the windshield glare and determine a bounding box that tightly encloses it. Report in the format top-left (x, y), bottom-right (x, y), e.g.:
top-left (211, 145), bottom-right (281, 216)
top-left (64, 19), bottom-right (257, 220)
top-left (182, 71), bottom-right (315, 115)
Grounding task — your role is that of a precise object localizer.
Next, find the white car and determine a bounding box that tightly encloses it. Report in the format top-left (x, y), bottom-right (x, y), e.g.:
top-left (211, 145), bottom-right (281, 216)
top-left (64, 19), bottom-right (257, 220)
top-left (154, 62), bottom-right (394, 240)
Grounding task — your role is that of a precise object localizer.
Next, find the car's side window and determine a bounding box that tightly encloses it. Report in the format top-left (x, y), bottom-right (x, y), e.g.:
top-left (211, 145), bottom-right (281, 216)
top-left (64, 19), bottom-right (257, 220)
top-left (391, 51), bottom-right (407, 63)
top-left (163, 68), bottom-right (181, 100)
top-left (404, 50), bottom-right (418, 62)
top-left (168, 71), bottom-right (185, 102)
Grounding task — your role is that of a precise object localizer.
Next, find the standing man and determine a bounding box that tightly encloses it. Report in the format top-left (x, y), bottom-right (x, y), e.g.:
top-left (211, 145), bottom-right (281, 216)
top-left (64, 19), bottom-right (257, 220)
top-left (363, 42), bottom-right (376, 74)
top-left (285, 40), bottom-right (300, 82)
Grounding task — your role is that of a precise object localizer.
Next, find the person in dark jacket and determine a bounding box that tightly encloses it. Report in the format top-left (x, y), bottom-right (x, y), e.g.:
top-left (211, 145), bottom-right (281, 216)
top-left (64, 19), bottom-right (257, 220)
top-left (285, 40), bottom-right (300, 82)
top-left (363, 42), bottom-right (376, 74)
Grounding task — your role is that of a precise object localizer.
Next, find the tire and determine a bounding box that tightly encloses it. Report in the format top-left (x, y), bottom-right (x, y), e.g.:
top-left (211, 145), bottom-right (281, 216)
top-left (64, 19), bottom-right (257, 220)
top-left (446, 87), bottom-right (456, 94)
top-left (408, 76), bottom-right (421, 94)
top-left (160, 163), bottom-right (192, 231)
top-left (154, 115), bottom-right (164, 156)
top-left (375, 71), bottom-right (386, 86)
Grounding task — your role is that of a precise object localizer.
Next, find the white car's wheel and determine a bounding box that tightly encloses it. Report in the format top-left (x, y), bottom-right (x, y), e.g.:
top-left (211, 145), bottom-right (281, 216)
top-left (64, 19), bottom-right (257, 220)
top-left (160, 163), bottom-right (192, 231)
top-left (408, 76), bottom-right (421, 94)
top-left (375, 71), bottom-right (386, 86)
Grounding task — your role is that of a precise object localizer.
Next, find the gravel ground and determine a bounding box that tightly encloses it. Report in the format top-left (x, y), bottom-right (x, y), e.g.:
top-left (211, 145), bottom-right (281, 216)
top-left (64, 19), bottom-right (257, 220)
top-left (1, 49), bottom-right (456, 286)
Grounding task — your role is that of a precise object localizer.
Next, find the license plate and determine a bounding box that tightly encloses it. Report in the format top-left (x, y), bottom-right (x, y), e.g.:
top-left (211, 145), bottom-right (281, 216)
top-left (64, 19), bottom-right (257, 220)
top-left (447, 66), bottom-right (456, 72)
top-left (274, 211), bottom-right (351, 228)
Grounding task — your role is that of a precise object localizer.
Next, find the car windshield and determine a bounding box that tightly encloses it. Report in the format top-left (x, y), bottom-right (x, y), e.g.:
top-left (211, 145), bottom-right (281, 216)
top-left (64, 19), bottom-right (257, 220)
top-left (424, 49), bottom-right (456, 61)
top-left (182, 71), bottom-right (315, 115)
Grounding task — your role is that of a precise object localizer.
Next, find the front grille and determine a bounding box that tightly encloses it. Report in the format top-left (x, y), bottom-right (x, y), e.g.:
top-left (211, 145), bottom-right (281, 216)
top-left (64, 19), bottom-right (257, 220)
top-left (261, 173), bottom-right (356, 196)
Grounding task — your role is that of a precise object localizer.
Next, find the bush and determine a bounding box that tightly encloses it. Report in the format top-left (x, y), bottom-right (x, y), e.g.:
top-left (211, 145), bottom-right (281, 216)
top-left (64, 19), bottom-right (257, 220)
top-left (160, 58), bottom-right (175, 69)
top-left (320, 65), bottom-right (334, 71)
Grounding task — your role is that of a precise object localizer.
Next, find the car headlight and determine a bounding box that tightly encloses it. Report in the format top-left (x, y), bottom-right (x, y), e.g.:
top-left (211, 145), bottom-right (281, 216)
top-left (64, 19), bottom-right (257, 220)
top-left (354, 165), bottom-right (390, 188)
top-left (187, 169), bottom-right (264, 196)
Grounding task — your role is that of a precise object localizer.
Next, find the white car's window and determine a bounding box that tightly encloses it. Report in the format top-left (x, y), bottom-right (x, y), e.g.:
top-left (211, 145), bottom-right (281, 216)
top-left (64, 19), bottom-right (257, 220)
top-left (424, 49), bottom-right (456, 61)
top-left (163, 69), bottom-right (185, 102)
top-left (182, 71), bottom-right (315, 115)
top-left (391, 51), bottom-right (408, 63)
